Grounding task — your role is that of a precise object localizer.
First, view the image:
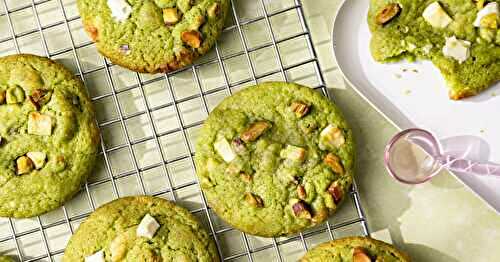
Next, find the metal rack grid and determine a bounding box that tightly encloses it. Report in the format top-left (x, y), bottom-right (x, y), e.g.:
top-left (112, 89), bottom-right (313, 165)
top-left (0, 0), bottom-right (369, 261)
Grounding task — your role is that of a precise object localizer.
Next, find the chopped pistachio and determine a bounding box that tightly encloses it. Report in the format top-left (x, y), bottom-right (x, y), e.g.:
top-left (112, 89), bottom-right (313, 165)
top-left (0, 90), bottom-right (5, 104)
top-left (297, 185), bottom-right (307, 200)
top-left (319, 124), bottom-right (345, 150)
top-left (28, 89), bottom-right (51, 110)
top-left (291, 199), bottom-right (312, 219)
top-left (16, 156), bottom-right (34, 175)
top-left (163, 8), bottom-right (180, 25)
top-left (28, 112), bottom-right (52, 136)
top-left (241, 121), bottom-right (271, 142)
top-left (240, 173), bottom-right (252, 183)
top-left (353, 247), bottom-right (372, 262)
top-left (54, 155), bottom-right (66, 172)
top-left (480, 13), bottom-right (498, 29)
top-left (245, 192), bottom-right (263, 207)
top-left (376, 3), bottom-right (401, 25)
top-left (214, 138), bottom-right (236, 163)
top-left (207, 2), bottom-right (221, 18)
top-left (281, 145), bottom-right (307, 163)
top-left (181, 30), bottom-right (203, 48)
top-left (290, 101), bottom-right (310, 118)
top-left (6, 86), bottom-right (25, 104)
top-left (327, 181), bottom-right (343, 204)
top-left (26, 152), bottom-right (46, 170)
top-left (324, 153), bottom-right (344, 174)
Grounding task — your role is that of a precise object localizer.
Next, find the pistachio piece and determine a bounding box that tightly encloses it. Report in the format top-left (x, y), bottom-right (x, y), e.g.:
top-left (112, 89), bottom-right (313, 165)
top-left (319, 124), bottom-right (345, 150)
top-left (0, 90), bottom-right (5, 104)
top-left (281, 145), bottom-right (307, 163)
top-left (324, 153), bottom-right (344, 174)
top-left (6, 86), bottom-right (25, 104)
top-left (376, 3), bottom-right (401, 25)
top-left (207, 2), bottom-right (221, 18)
top-left (231, 138), bottom-right (246, 154)
top-left (26, 152), bottom-right (46, 170)
top-left (290, 101), bottom-right (310, 118)
top-left (327, 181), bottom-right (343, 204)
top-left (480, 13), bottom-right (498, 29)
top-left (214, 138), bottom-right (236, 163)
top-left (54, 155), bottom-right (66, 172)
top-left (28, 112), bottom-right (52, 136)
top-left (241, 121), bottom-right (271, 142)
top-left (245, 192), bottom-right (263, 207)
top-left (241, 173), bottom-right (252, 183)
top-left (16, 156), bottom-right (34, 175)
top-left (28, 89), bottom-right (51, 110)
top-left (163, 8), bottom-right (180, 25)
top-left (181, 30), bottom-right (203, 48)
top-left (291, 200), bottom-right (312, 219)
top-left (297, 185), bottom-right (307, 200)
top-left (353, 247), bottom-right (372, 262)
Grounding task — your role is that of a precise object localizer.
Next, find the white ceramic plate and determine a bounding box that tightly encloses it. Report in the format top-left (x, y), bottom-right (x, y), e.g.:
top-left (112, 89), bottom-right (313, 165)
top-left (333, 0), bottom-right (500, 213)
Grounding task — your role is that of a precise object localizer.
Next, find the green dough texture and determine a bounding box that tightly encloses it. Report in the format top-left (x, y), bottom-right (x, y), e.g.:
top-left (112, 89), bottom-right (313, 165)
top-left (63, 196), bottom-right (219, 261)
top-left (0, 54), bottom-right (100, 218)
top-left (77, 0), bottom-right (230, 73)
top-left (0, 256), bottom-right (14, 262)
top-left (195, 82), bottom-right (355, 237)
top-left (300, 237), bottom-right (410, 262)
top-left (368, 0), bottom-right (500, 99)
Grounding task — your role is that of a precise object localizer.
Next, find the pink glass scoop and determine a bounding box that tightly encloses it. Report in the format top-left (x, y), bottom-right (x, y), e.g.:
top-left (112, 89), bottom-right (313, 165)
top-left (384, 128), bottom-right (500, 184)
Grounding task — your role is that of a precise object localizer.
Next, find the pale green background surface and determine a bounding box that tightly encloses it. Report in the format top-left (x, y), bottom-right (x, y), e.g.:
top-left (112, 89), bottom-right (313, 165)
top-left (302, 0), bottom-right (500, 261)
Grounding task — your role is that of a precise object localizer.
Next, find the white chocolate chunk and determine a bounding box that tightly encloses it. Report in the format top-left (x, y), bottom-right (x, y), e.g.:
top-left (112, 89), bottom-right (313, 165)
top-left (26, 152), bottom-right (46, 169)
top-left (136, 214), bottom-right (160, 239)
top-left (107, 0), bottom-right (132, 22)
top-left (214, 138), bottom-right (236, 163)
top-left (28, 112), bottom-right (52, 136)
top-left (443, 36), bottom-right (471, 63)
top-left (473, 2), bottom-right (498, 27)
top-left (281, 145), bottom-right (306, 163)
top-left (319, 124), bottom-right (345, 150)
top-left (423, 2), bottom-right (453, 28)
top-left (85, 250), bottom-right (105, 262)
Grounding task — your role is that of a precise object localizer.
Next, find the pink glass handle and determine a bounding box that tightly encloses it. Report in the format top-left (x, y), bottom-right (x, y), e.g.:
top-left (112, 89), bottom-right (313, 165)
top-left (439, 155), bottom-right (500, 177)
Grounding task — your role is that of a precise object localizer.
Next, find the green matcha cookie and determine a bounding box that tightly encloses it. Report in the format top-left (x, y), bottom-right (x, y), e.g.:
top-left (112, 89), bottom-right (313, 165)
top-left (63, 196), bottom-right (219, 261)
top-left (0, 54), bottom-right (100, 218)
top-left (77, 0), bottom-right (230, 73)
top-left (301, 237), bottom-right (410, 262)
top-left (0, 256), bottom-right (15, 262)
top-left (369, 0), bottom-right (500, 100)
top-left (195, 82), bottom-right (355, 237)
